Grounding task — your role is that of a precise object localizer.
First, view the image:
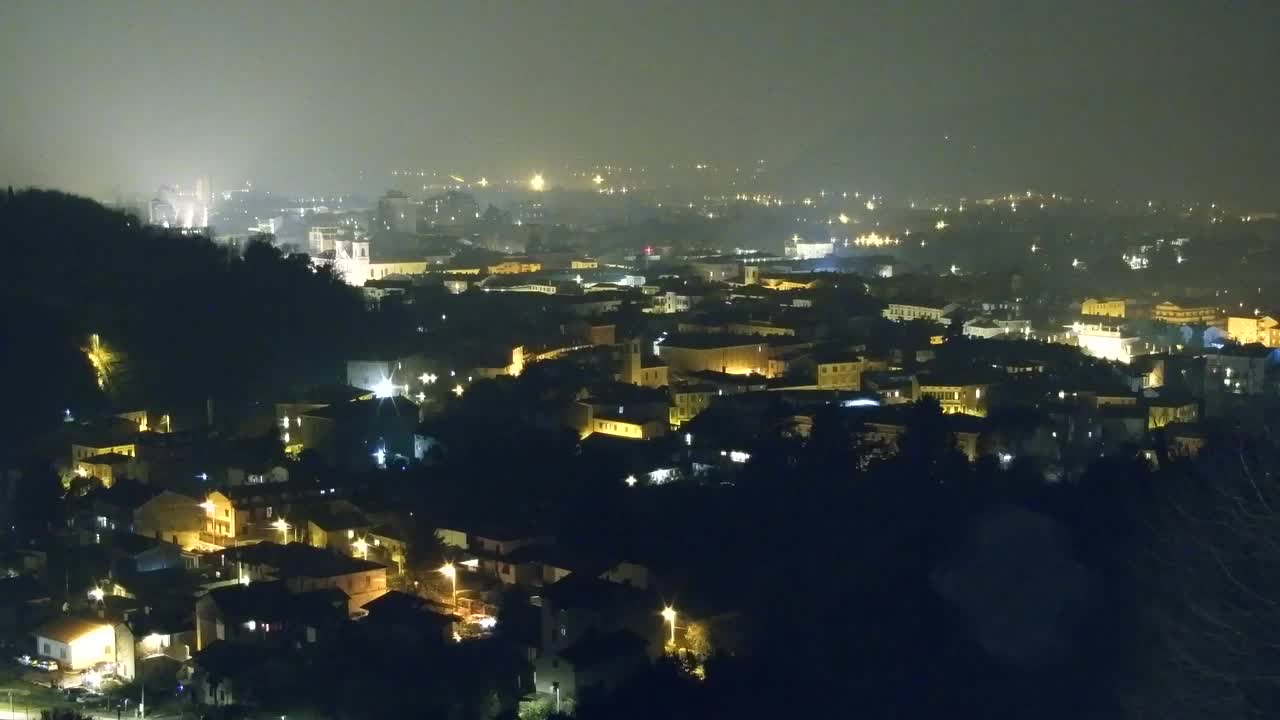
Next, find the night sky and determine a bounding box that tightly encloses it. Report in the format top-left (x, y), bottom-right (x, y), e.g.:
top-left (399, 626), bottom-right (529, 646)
top-left (2, 0), bottom-right (1277, 203)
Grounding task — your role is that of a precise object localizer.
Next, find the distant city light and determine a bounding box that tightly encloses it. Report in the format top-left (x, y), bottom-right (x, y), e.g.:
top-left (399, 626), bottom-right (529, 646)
top-left (935, 220), bottom-right (948, 230)
top-left (453, 384), bottom-right (465, 398)
top-left (865, 200), bottom-right (876, 211)
top-left (624, 475), bottom-right (638, 487)
top-left (838, 213), bottom-right (850, 224)
top-left (529, 173), bottom-right (546, 191)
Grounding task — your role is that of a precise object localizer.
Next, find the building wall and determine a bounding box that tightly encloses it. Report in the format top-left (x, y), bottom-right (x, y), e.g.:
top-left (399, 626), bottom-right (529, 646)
top-left (670, 390), bottom-right (714, 427)
top-left (1153, 302), bottom-right (1220, 324)
top-left (1081, 298), bottom-right (1128, 318)
top-left (882, 304), bottom-right (945, 322)
top-left (658, 343), bottom-right (771, 376)
top-left (134, 492), bottom-right (204, 549)
top-left (1226, 315), bottom-right (1280, 346)
top-left (71, 443), bottom-right (136, 464)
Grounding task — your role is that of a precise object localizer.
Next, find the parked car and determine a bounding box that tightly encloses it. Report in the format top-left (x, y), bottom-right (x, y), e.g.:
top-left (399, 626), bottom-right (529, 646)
top-left (65, 687), bottom-right (101, 703)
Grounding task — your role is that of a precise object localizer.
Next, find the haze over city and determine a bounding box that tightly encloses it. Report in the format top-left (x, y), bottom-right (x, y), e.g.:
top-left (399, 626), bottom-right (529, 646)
top-left (3, 0), bottom-right (1279, 203)
top-left (4, 3), bottom-right (1280, 720)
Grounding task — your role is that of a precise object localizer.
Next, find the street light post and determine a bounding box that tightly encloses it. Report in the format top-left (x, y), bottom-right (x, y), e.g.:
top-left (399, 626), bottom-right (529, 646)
top-left (439, 562), bottom-right (457, 608)
top-left (661, 606), bottom-right (677, 648)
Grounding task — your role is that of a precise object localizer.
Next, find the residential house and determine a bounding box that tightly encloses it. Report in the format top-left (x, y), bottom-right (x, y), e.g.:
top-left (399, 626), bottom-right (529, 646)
top-left (1226, 314), bottom-right (1280, 347)
top-left (534, 574), bottom-right (661, 705)
top-left (32, 616), bottom-right (116, 670)
top-left (216, 542), bottom-right (388, 613)
top-left (194, 581), bottom-right (349, 652)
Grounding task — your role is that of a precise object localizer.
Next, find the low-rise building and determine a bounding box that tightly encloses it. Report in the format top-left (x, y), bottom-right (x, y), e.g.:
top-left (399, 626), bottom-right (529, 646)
top-left (32, 616), bottom-right (117, 670)
top-left (882, 301), bottom-right (959, 324)
top-left (1153, 299), bottom-right (1220, 325)
top-left (1225, 314), bottom-right (1280, 347)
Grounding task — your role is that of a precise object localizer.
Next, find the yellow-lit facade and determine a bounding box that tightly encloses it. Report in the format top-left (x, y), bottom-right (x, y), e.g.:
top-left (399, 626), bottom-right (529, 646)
top-left (570, 258), bottom-right (599, 269)
top-left (759, 276), bottom-right (819, 291)
top-left (1153, 301), bottom-right (1220, 325)
top-left (366, 260), bottom-right (429, 280)
top-left (1226, 315), bottom-right (1280, 346)
top-left (1081, 298), bottom-right (1129, 318)
top-left (657, 342), bottom-right (774, 377)
top-left (1148, 402), bottom-right (1198, 430)
top-left (71, 442), bottom-right (135, 465)
top-left (670, 388), bottom-right (715, 428)
top-left (919, 383), bottom-right (989, 416)
top-left (487, 260), bottom-right (543, 274)
top-left (588, 416), bottom-right (664, 440)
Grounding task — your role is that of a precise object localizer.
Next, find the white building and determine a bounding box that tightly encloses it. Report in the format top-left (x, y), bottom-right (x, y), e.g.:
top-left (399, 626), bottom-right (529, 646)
top-left (787, 240), bottom-right (834, 260)
top-left (1074, 323), bottom-right (1147, 364)
top-left (308, 226), bottom-right (342, 255)
top-left (33, 617), bottom-right (117, 671)
top-left (883, 302), bottom-right (959, 324)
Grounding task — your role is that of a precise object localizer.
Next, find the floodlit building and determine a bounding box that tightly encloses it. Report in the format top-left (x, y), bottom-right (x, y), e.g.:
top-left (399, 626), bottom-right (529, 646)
top-left (32, 616), bottom-right (116, 670)
top-left (1153, 300), bottom-right (1220, 325)
top-left (1225, 314), bottom-right (1280, 347)
top-left (308, 226), bottom-right (342, 255)
top-left (655, 334), bottom-right (776, 377)
top-left (918, 377), bottom-right (991, 416)
top-left (882, 301), bottom-right (959, 324)
top-left (1075, 323), bottom-right (1148, 364)
top-left (1080, 297), bottom-right (1132, 318)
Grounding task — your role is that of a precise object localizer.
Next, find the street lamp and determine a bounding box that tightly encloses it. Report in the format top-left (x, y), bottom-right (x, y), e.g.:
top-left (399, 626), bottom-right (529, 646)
top-left (88, 586), bottom-right (105, 603)
top-left (661, 606), bottom-right (677, 647)
top-left (529, 173), bottom-right (546, 192)
top-left (271, 517), bottom-right (290, 544)
top-left (352, 537), bottom-right (369, 559)
top-left (439, 562), bottom-right (457, 608)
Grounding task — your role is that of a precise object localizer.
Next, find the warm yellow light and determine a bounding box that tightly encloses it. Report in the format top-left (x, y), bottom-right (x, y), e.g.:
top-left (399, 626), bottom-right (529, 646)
top-left (88, 587), bottom-right (105, 602)
top-left (935, 220), bottom-right (948, 230)
top-left (529, 173), bottom-right (546, 192)
top-left (352, 537), bottom-right (369, 558)
top-left (661, 606), bottom-right (676, 623)
top-left (837, 213), bottom-right (849, 224)
top-left (439, 562), bottom-right (456, 580)
top-left (452, 384), bottom-right (465, 398)
top-left (592, 174), bottom-right (604, 185)
top-left (199, 500), bottom-right (216, 514)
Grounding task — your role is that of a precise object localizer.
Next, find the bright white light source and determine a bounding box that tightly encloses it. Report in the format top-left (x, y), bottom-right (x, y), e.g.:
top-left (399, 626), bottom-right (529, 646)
top-left (838, 213), bottom-right (849, 224)
top-left (935, 220), bottom-right (948, 230)
top-left (728, 450), bottom-right (751, 463)
top-left (840, 398), bottom-right (880, 408)
top-left (372, 447), bottom-right (387, 467)
top-left (530, 173), bottom-right (546, 191)
top-left (624, 475), bottom-right (637, 487)
top-left (373, 378), bottom-right (396, 398)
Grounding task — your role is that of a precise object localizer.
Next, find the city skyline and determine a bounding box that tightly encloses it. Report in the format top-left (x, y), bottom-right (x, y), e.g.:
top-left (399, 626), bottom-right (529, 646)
top-left (2, 0), bottom-right (1278, 204)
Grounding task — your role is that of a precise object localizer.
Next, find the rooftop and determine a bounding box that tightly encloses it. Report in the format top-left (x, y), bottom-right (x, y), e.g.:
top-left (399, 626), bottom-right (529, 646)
top-left (220, 541), bottom-right (385, 578)
top-left (33, 616), bottom-right (111, 643)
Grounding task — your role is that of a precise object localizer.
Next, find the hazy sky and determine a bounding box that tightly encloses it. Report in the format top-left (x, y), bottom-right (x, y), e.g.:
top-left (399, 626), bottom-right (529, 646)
top-left (2, 0), bottom-right (1278, 203)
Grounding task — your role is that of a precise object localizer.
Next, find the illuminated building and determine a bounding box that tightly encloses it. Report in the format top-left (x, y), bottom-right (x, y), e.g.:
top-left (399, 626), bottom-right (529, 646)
top-left (850, 232), bottom-right (899, 248)
top-left (655, 334), bottom-right (776, 377)
top-left (32, 617), bottom-right (116, 670)
top-left (1226, 314), bottom-right (1280, 347)
top-left (918, 377), bottom-right (991, 416)
top-left (331, 240), bottom-right (431, 286)
top-left (1152, 300), bottom-right (1221, 325)
top-left (1080, 297), bottom-right (1131, 319)
top-left (786, 239), bottom-right (834, 260)
top-left (73, 452), bottom-right (134, 488)
top-left (308, 226), bottom-right (342, 255)
top-left (487, 258), bottom-right (544, 274)
top-left (758, 275), bottom-right (821, 291)
top-left (815, 355), bottom-right (886, 391)
top-left (376, 190), bottom-right (415, 233)
top-left (1204, 344), bottom-right (1270, 396)
top-left (620, 338), bottom-right (669, 388)
top-left (570, 258), bottom-right (599, 269)
top-left (134, 490), bottom-right (232, 551)
top-left (422, 190), bottom-right (479, 226)
top-left (882, 301), bottom-right (959, 324)
top-left (669, 384), bottom-right (716, 428)
top-left (1074, 323), bottom-right (1147, 364)
top-left (1146, 397), bottom-right (1199, 429)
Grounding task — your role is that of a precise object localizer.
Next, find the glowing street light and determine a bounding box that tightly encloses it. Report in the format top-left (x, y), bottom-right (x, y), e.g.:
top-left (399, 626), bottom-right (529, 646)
top-left (935, 220), bottom-right (948, 230)
top-left (373, 378), bottom-right (397, 398)
top-left (352, 537), bottom-right (369, 559)
top-left (476, 177), bottom-right (489, 188)
top-left (440, 562), bottom-right (458, 607)
top-left (271, 517), bottom-right (290, 543)
top-left (88, 586), bottom-right (105, 603)
top-left (592, 174), bottom-right (604, 186)
top-left (837, 213), bottom-right (850, 224)
top-left (529, 173), bottom-right (546, 192)
top-left (199, 500), bottom-right (216, 515)
top-left (624, 475), bottom-right (638, 487)
top-left (419, 372), bottom-right (437, 385)
top-left (452, 384), bottom-right (465, 398)
top-left (661, 606), bottom-right (677, 647)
